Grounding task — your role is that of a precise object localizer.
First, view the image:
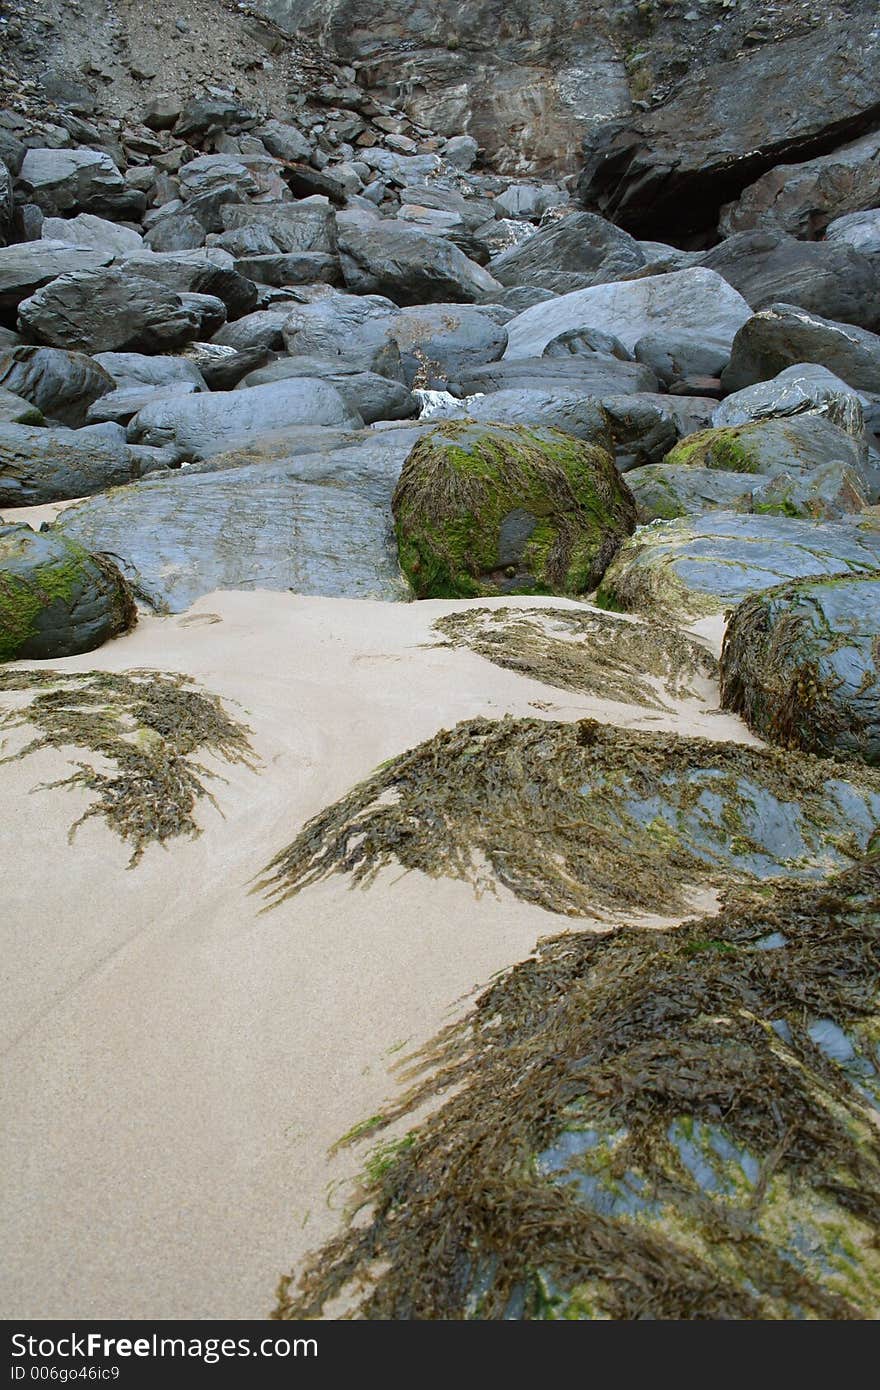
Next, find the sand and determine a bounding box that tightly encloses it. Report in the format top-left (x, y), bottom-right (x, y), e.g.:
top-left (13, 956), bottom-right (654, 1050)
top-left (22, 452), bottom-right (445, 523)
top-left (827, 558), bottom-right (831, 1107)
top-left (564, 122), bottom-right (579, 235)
top-left (0, 590), bottom-right (756, 1319)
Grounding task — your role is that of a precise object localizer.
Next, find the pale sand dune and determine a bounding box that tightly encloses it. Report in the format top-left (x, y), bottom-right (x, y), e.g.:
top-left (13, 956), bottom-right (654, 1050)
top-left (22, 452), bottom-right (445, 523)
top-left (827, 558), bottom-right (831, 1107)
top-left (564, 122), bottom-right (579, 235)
top-left (0, 591), bottom-right (756, 1319)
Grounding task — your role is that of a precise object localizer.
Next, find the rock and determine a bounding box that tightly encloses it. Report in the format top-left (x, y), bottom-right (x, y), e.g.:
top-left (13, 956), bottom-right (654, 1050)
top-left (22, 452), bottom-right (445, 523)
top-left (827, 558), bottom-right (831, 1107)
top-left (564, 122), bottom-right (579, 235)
top-left (0, 346), bottom-right (114, 427)
top-left (503, 269), bottom-right (752, 360)
top-left (219, 201), bottom-right (338, 253)
top-left (0, 389), bottom-right (43, 425)
top-left (634, 332), bottom-right (730, 388)
top-left (143, 95), bottom-right (183, 132)
top-left (0, 421), bottom-right (169, 506)
top-left (255, 120), bottom-right (314, 164)
top-left (663, 416), bottom-right (869, 492)
top-left (721, 305), bottom-right (880, 395)
top-left (481, 285), bottom-right (556, 313)
top-left (128, 378), bottom-right (364, 460)
top-left (57, 434), bottom-right (416, 611)
top-left (543, 327), bottom-right (631, 361)
top-left (211, 309), bottom-right (289, 354)
top-left (443, 136), bottom-right (479, 171)
top-left (719, 131), bottom-right (880, 240)
top-left (721, 572), bottom-right (880, 765)
top-left (17, 148), bottom-right (143, 220)
top-left (41, 213), bottom-right (143, 256)
top-left (452, 356), bottom-right (659, 399)
top-left (493, 183), bottom-right (569, 220)
top-left (143, 213), bottom-right (207, 253)
top-left (86, 382), bottom-right (201, 426)
top-left (392, 421), bottom-right (635, 598)
top-left (235, 357), bottom-right (415, 423)
top-left (389, 304), bottom-right (507, 387)
top-left (488, 212), bottom-right (645, 294)
top-left (0, 240), bottom-right (112, 314)
top-left (1, 163), bottom-right (14, 247)
top-left (336, 210), bottom-right (501, 304)
top-left (174, 96), bottom-right (251, 143)
top-left (188, 344), bottom-right (270, 391)
top-left (578, 21), bottom-right (880, 241)
top-left (713, 364), bottom-right (869, 443)
top-left (356, 147), bottom-right (441, 186)
top-left (627, 463), bottom-right (770, 523)
top-left (17, 269), bottom-right (204, 355)
top-left (700, 231), bottom-right (880, 332)
top-left (177, 154), bottom-right (259, 205)
top-left (598, 396), bottom-right (685, 473)
top-left (428, 388), bottom-right (613, 446)
top-left (93, 352), bottom-right (207, 392)
top-left (0, 523), bottom-right (134, 662)
top-left (281, 292), bottom-right (403, 378)
top-left (597, 511), bottom-right (880, 620)
top-left (231, 252), bottom-right (341, 287)
top-left (118, 250), bottom-right (258, 321)
top-left (826, 208), bottom-right (880, 256)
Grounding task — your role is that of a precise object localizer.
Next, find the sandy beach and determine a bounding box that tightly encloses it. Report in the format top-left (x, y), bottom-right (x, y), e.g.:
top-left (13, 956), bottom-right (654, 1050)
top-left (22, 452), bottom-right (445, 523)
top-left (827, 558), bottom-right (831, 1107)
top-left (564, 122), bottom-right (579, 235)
top-left (0, 589), bottom-right (754, 1319)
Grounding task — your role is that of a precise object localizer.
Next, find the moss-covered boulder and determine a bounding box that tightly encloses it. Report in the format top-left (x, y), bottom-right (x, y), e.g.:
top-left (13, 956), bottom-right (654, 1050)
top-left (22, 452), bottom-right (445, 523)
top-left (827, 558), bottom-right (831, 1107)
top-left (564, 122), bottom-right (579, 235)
top-left (721, 570), bottom-right (880, 765)
top-left (276, 855), bottom-right (880, 1320)
top-left (629, 458), bottom-right (867, 523)
top-left (663, 415), bottom-right (868, 482)
top-left (392, 422), bottom-right (636, 598)
top-left (0, 523), bottom-right (135, 662)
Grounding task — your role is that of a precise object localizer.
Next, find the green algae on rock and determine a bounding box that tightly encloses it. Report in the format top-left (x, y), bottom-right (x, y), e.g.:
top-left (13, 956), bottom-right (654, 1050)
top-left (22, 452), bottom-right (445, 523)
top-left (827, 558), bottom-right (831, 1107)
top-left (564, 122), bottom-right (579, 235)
top-left (392, 421), bottom-right (636, 599)
top-left (432, 605), bottom-right (718, 710)
top-left (257, 716), bottom-right (880, 918)
top-left (273, 857), bottom-right (880, 1320)
top-left (0, 522), bottom-right (135, 662)
top-left (0, 668), bottom-right (256, 865)
top-left (721, 570), bottom-right (880, 766)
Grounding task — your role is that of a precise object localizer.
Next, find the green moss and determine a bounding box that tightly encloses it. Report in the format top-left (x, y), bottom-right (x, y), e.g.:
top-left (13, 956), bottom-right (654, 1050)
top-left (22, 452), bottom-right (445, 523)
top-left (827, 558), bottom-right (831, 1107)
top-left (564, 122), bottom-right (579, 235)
top-left (0, 532), bottom-right (116, 663)
top-left (392, 422), bottom-right (636, 599)
top-left (664, 426), bottom-right (762, 476)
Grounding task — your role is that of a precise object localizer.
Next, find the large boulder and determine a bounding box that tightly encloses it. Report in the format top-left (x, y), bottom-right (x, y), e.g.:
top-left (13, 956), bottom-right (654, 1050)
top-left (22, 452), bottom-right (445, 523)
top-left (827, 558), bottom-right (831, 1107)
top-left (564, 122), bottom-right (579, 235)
top-left (17, 269), bottom-right (205, 355)
top-left (429, 388), bottom-right (613, 446)
top-left (826, 208), bottom-right (880, 256)
top-left (488, 211), bottom-right (645, 294)
top-left (118, 250), bottom-right (258, 320)
top-left (0, 523), bottom-right (134, 661)
top-left (128, 378), bottom-right (363, 459)
top-left (721, 305), bottom-right (880, 395)
top-left (0, 240), bottom-right (112, 315)
top-left (577, 21), bottom-right (880, 241)
top-left (0, 346), bottom-right (114, 427)
top-left (211, 309), bottom-right (289, 354)
top-left (336, 210), bottom-right (501, 304)
top-left (219, 202), bottom-right (337, 254)
top-left (235, 357), bottom-right (415, 423)
top-left (721, 572), bottom-right (880, 765)
top-left (281, 293), bottom-right (402, 378)
top-left (92, 351), bottom-right (207, 392)
top-left (57, 433), bottom-right (417, 611)
top-left (713, 364), bottom-right (868, 442)
top-left (597, 511), bottom-right (880, 621)
top-left (634, 331), bottom-right (730, 388)
top-left (388, 304), bottom-right (507, 386)
top-left (0, 421), bottom-right (169, 506)
top-left (452, 356), bottom-right (659, 399)
top-left (392, 421), bottom-right (636, 598)
top-left (41, 213), bottom-right (144, 256)
top-left (0, 389), bottom-right (43, 425)
top-left (662, 416), bottom-right (869, 488)
top-left (503, 269), bottom-right (752, 360)
top-left (718, 131), bottom-right (880, 240)
top-left (700, 232), bottom-right (880, 332)
top-left (17, 148), bottom-right (144, 220)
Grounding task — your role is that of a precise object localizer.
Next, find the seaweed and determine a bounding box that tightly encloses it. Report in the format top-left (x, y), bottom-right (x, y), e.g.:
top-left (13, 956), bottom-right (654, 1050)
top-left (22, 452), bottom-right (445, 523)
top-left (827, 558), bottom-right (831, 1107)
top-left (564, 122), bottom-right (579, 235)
top-left (0, 668), bottom-right (257, 865)
top-left (432, 605), bottom-right (718, 710)
top-left (273, 857), bottom-right (880, 1320)
top-left (257, 715), bottom-right (880, 918)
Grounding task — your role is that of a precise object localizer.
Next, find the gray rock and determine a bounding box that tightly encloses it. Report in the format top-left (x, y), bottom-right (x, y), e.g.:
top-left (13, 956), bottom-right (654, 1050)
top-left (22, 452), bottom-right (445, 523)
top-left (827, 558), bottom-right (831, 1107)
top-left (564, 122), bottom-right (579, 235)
top-left (0, 163), bottom-right (13, 248)
top-left (192, 345), bottom-right (271, 390)
top-left (128, 378), bottom-right (364, 459)
top-left (719, 131), bottom-right (880, 240)
top-left (336, 209), bottom-right (501, 304)
top-left (143, 213), bottom-right (207, 253)
top-left (493, 183), bottom-right (569, 221)
top-left (219, 201), bottom-right (338, 254)
top-left (0, 523), bottom-right (134, 662)
top-left (825, 208), bottom-right (880, 257)
top-left (57, 434), bottom-right (416, 611)
top-left (231, 251), bottom-right (341, 287)
top-left (635, 331), bottom-right (730, 387)
top-left (211, 309), bottom-right (289, 353)
top-left (17, 147), bottom-right (142, 219)
top-left (18, 269), bottom-right (204, 355)
top-left (488, 211), bottom-right (645, 294)
top-left (177, 154), bottom-right (258, 204)
top-left (235, 356), bottom-right (416, 423)
top-left (390, 304), bottom-right (507, 387)
top-left (443, 136), bottom-right (479, 171)
top-left (0, 421), bottom-right (169, 506)
top-left (93, 352), bottom-right (208, 392)
top-left (480, 285), bottom-right (557, 313)
top-left (255, 119), bottom-right (314, 163)
top-left (0, 345), bottom-right (114, 427)
top-left (721, 571), bottom-right (880, 765)
top-left (504, 269), bottom-right (752, 360)
top-left (173, 96), bottom-right (251, 142)
top-left (117, 250), bottom-right (258, 321)
top-left (86, 382), bottom-right (201, 426)
top-left (597, 511), bottom-right (880, 620)
top-left (722, 305), bottom-right (880, 396)
top-left (701, 231), bottom-right (880, 332)
top-left (543, 326), bottom-right (631, 361)
top-left (356, 147), bottom-right (442, 186)
top-left (627, 464), bottom-right (773, 522)
top-left (281, 292), bottom-right (403, 378)
top-left (0, 388), bottom-right (43, 425)
top-left (453, 355), bottom-right (659, 399)
top-left (41, 214), bottom-right (143, 256)
top-left (713, 364), bottom-right (869, 442)
top-left (0, 240), bottom-right (112, 313)
top-left (429, 387), bottom-right (612, 446)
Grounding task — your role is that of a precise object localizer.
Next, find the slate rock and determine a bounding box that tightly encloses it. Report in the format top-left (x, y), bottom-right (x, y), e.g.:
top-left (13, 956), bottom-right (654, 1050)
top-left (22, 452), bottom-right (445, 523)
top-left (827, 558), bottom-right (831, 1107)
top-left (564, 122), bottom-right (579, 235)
top-left (219, 202), bottom-right (338, 254)
top-left (0, 421), bottom-right (169, 506)
top-left (721, 305), bottom-right (880, 395)
top-left (118, 250), bottom-right (258, 320)
top-left (0, 522), bottom-right (134, 662)
top-left (17, 268), bottom-right (204, 355)
top-left (389, 304), bottom-right (508, 387)
top-left (719, 131), bottom-right (880, 240)
top-left (713, 364), bottom-right (868, 442)
top-left (255, 120), bottom-right (314, 164)
top-left (0, 345), bottom-right (114, 427)
top-left (235, 356), bottom-right (415, 423)
top-left (86, 382), bottom-right (201, 426)
top-left (0, 388), bottom-right (43, 425)
top-left (143, 213), bottom-right (207, 253)
top-left (41, 213), bottom-right (143, 256)
top-left (721, 571), bottom-right (880, 764)
top-left (281, 293), bottom-right (403, 379)
top-left (453, 355), bottom-right (659, 399)
top-left (93, 351), bottom-right (207, 392)
top-left (503, 269), bottom-right (752, 359)
top-left (635, 331), bottom-right (730, 388)
top-left (825, 208), bottom-right (880, 256)
top-left (488, 211), bottom-right (645, 294)
top-left (211, 309), bottom-right (289, 353)
top-left (336, 209), bottom-right (501, 304)
top-left (425, 388), bottom-right (613, 447)
top-left (0, 240), bottom-right (112, 314)
top-left (17, 148), bottom-right (142, 219)
top-left (231, 251), bottom-right (341, 287)
top-left (543, 326), bottom-right (631, 361)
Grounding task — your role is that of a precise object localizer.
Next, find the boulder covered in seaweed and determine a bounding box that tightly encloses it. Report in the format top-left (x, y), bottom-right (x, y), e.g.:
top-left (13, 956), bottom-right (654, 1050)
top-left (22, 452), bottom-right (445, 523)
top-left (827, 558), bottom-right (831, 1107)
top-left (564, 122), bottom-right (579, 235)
top-left (720, 571), bottom-right (880, 766)
top-left (392, 422), bottom-right (636, 599)
top-left (275, 856), bottom-right (880, 1320)
top-left (0, 523), bottom-right (135, 662)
